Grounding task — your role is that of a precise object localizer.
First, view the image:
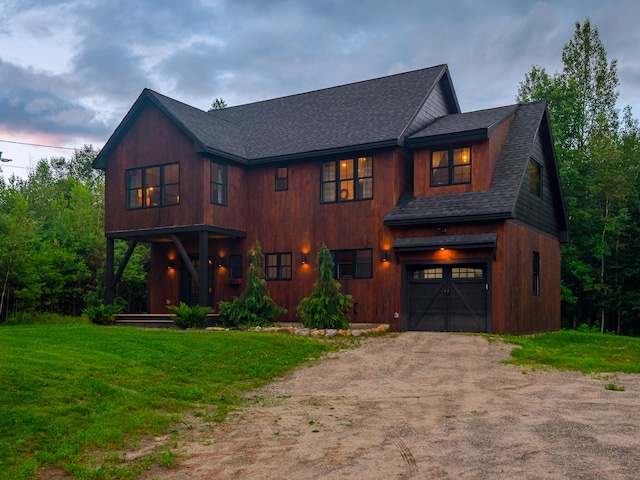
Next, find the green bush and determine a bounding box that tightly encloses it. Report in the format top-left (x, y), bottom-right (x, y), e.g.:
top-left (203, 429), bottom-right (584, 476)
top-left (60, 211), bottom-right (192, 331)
top-left (218, 240), bottom-right (286, 328)
top-left (296, 243), bottom-right (352, 330)
top-left (167, 302), bottom-right (211, 329)
top-left (82, 303), bottom-right (123, 326)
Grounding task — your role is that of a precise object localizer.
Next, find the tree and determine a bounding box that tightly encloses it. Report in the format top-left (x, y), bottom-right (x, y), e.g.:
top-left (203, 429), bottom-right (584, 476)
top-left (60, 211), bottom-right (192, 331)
top-left (218, 240), bottom-right (286, 327)
top-left (208, 98), bottom-right (227, 112)
top-left (517, 18), bottom-right (640, 334)
top-left (296, 243), bottom-right (352, 330)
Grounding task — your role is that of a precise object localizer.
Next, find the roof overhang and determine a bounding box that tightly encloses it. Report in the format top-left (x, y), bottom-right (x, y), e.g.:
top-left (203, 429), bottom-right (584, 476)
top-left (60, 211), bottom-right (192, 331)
top-left (393, 233), bottom-right (497, 252)
top-left (406, 128), bottom-right (489, 149)
top-left (105, 224), bottom-right (247, 242)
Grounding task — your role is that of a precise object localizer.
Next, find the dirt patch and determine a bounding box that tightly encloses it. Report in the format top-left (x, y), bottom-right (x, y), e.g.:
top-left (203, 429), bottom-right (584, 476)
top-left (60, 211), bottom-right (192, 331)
top-left (140, 332), bottom-right (640, 479)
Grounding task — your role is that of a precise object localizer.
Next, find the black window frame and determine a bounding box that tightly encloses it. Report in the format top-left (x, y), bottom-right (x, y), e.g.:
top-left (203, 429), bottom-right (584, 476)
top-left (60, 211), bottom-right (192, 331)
top-left (321, 156), bottom-right (373, 203)
top-left (533, 251), bottom-right (540, 296)
top-left (229, 254), bottom-right (242, 279)
top-left (275, 166), bottom-right (288, 191)
top-left (330, 248), bottom-right (373, 279)
top-left (265, 252), bottom-right (292, 280)
top-left (529, 159), bottom-right (543, 197)
top-left (430, 147), bottom-right (472, 187)
top-left (125, 162), bottom-right (180, 210)
top-left (210, 161), bottom-right (228, 206)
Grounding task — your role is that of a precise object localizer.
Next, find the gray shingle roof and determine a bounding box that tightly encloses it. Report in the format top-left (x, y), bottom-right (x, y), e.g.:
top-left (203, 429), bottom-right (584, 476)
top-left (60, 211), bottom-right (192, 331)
top-left (94, 65), bottom-right (454, 169)
top-left (384, 101), bottom-right (548, 225)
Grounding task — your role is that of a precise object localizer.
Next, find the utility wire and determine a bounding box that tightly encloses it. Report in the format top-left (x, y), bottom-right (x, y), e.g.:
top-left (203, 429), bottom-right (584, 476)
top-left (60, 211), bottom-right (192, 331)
top-left (0, 139), bottom-right (78, 151)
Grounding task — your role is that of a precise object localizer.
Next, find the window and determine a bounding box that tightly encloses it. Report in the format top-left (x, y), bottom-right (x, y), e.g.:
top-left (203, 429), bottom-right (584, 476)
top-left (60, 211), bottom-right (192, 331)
top-left (533, 251), bottom-right (540, 296)
top-left (530, 159), bottom-right (542, 197)
top-left (265, 252), bottom-right (292, 280)
top-left (321, 156), bottom-right (373, 203)
top-left (275, 167), bottom-right (288, 191)
top-left (452, 266), bottom-right (485, 279)
top-left (330, 248), bottom-right (372, 279)
top-left (412, 267), bottom-right (443, 280)
top-left (230, 254), bottom-right (242, 279)
top-left (431, 147), bottom-right (471, 186)
top-left (210, 162), bottom-right (227, 206)
top-left (126, 162), bottom-right (179, 209)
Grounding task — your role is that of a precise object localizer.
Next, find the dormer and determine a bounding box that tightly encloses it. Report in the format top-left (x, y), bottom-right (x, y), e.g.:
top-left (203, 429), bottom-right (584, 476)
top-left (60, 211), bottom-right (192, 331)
top-left (407, 105), bottom-right (518, 196)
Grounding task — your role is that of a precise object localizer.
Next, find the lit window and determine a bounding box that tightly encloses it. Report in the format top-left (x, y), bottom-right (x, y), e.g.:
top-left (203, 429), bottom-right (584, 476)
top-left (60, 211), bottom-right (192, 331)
top-left (431, 147), bottom-right (471, 186)
top-left (125, 162), bottom-right (180, 209)
top-left (530, 160), bottom-right (542, 197)
top-left (321, 157), bottom-right (373, 203)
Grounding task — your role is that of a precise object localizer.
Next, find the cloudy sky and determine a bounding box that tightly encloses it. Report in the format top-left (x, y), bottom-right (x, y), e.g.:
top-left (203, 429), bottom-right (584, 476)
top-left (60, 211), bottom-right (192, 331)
top-left (1, 0), bottom-right (639, 178)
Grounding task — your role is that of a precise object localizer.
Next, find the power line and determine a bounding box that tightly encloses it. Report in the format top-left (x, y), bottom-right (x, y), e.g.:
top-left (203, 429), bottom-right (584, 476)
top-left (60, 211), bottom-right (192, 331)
top-left (0, 139), bottom-right (77, 151)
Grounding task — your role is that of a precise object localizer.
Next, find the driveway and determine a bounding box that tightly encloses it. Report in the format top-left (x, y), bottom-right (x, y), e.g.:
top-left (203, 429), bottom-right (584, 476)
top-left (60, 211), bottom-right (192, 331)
top-left (142, 332), bottom-right (640, 479)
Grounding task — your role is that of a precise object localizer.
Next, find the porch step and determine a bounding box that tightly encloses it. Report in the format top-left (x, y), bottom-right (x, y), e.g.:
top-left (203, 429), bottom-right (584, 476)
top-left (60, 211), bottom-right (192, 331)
top-left (114, 313), bottom-right (220, 328)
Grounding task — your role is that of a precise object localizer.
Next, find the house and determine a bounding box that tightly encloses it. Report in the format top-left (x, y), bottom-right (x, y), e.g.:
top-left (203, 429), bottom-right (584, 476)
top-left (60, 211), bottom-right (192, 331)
top-left (93, 64), bottom-right (568, 334)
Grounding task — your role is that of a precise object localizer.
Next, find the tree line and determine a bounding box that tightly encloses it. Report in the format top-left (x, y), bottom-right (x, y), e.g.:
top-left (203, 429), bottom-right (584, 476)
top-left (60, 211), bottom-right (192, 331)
top-left (1, 18), bottom-right (640, 334)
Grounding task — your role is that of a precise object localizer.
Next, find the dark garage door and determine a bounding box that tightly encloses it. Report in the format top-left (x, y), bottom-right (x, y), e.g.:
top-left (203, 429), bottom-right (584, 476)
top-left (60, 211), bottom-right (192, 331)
top-left (407, 264), bottom-right (488, 332)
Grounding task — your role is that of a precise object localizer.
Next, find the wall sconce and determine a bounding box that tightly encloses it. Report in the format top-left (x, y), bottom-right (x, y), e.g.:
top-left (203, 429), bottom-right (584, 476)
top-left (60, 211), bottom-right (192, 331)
top-left (167, 261), bottom-right (174, 270)
top-left (301, 253), bottom-right (308, 264)
top-left (208, 257), bottom-right (213, 266)
top-left (438, 226), bottom-right (447, 234)
top-left (217, 257), bottom-right (227, 268)
top-left (381, 250), bottom-right (389, 262)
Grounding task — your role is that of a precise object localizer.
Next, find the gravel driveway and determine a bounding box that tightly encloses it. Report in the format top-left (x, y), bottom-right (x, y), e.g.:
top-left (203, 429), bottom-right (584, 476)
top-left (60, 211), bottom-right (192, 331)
top-left (142, 332), bottom-right (640, 479)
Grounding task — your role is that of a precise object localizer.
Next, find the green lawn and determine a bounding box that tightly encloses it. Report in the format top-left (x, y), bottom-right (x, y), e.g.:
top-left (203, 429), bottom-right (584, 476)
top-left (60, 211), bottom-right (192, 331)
top-left (0, 324), bottom-right (335, 480)
top-left (503, 329), bottom-right (640, 374)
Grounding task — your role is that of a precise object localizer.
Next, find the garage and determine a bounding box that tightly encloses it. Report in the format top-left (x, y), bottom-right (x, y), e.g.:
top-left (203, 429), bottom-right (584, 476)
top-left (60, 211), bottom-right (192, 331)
top-left (406, 264), bottom-right (489, 332)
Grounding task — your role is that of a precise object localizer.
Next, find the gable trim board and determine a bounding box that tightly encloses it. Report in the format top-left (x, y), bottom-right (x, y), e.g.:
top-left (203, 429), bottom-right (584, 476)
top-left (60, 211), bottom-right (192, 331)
top-left (94, 63), bottom-right (568, 334)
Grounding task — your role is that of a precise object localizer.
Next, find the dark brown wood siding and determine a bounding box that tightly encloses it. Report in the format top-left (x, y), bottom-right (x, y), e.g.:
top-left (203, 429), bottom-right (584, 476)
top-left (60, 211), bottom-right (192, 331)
top-left (502, 220), bottom-right (561, 334)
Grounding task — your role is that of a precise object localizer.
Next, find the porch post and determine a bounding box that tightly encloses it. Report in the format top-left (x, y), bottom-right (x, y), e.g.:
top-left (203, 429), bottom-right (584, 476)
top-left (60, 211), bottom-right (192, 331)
top-left (105, 237), bottom-right (114, 304)
top-left (198, 230), bottom-right (209, 307)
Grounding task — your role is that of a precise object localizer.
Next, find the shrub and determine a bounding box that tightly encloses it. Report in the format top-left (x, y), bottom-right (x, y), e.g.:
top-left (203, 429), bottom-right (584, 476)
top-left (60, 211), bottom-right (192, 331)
top-left (296, 243), bottom-right (352, 330)
top-left (82, 303), bottom-right (123, 326)
top-left (218, 240), bottom-right (286, 328)
top-left (167, 302), bottom-right (212, 329)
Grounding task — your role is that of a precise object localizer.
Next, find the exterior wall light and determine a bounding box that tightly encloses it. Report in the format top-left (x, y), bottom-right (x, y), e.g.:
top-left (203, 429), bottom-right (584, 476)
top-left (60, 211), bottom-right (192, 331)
top-left (167, 261), bottom-right (174, 270)
top-left (301, 253), bottom-right (308, 264)
top-left (381, 250), bottom-right (389, 262)
top-left (217, 257), bottom-right (227, 268)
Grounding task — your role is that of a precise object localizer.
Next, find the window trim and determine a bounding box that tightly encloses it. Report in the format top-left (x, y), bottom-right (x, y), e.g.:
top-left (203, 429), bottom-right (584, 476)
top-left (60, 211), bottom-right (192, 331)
top-left (533, 251), bottom-right (540, 296)
top-left (430, 147), bottom-right (472, 187)
top-left (321, 156), bottom-right (373, 203)
top-left (125, 162), bottom-right (180, 210)
top-left (275, 166), bottom-right (288, 191)
top-left (265, 252), bottom-right (292, 280)
top-left (210, 161), bottom-right (228, 206)
top-left (529, 159), bottom-right (543, 197)
top-left (330, 248), bottom-right (373, 279)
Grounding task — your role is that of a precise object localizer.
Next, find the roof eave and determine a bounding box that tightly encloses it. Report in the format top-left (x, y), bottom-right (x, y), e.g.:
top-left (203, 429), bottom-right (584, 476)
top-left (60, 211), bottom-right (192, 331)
top-left (407, 128), bottom-right (489, 149)
top-left (384, 212), bottom-right (512, 227)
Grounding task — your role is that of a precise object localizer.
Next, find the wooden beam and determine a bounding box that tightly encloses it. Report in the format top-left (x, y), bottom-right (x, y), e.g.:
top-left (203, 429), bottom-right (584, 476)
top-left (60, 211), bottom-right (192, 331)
top-left (198, 230), bottom-right (209, 307)
top-left (170, 234), bottom-right (199, 284)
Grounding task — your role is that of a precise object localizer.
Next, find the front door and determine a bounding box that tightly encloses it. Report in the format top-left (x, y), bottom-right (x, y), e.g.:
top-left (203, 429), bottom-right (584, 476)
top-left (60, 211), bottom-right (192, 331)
top-left (407, 264), bottom-right (488, 332)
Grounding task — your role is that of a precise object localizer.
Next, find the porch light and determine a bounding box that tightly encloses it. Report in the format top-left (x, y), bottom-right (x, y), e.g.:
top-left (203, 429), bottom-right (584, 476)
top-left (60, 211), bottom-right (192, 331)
top-left (217, 257), bottom-right (227, 268)
top-left (167, 261), bottom-right (174, 270)
top-left (381, 250), bottom-right (389, 262)
top-left (301, 253), bottom-right (308, 264)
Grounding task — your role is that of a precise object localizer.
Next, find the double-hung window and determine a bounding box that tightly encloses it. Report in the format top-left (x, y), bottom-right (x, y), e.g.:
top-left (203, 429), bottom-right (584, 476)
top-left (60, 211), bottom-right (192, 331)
top-left (265, 252), bottom-right (292, 280)
top-left (331, 248), bottom-right (372, 279)
top-left (431, 147), bottom-right (471, 186)
top-left (321, 156), bottom-right (373, 203)
top-left (210, 161), bottom-right (227, 206)
top-left (275, 166), bottom-right (288, 191)
top-left (126, 162), bottom-right (179, 209)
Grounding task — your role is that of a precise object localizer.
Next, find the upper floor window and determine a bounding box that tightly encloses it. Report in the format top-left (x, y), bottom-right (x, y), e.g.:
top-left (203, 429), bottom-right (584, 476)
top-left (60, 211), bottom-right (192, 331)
top-left (331, 248), bottom-right (372, 279)
top-left (265, 252), bottom-right (292, 280)
top-left (530, 159), bottom-right (542, 197)
top-left (210, 162), bottom-right (227, 206)
top-left (275, 167), bottom-right (288, 191)
top-left (431, 147), bottom-right (471, 186)
top-left (321, 156), bottom-right (373, 203)
top-left (126, 162), bottom-right (179, 209)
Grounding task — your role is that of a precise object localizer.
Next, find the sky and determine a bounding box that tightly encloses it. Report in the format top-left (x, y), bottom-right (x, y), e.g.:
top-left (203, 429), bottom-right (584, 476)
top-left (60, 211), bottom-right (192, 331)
top-left (1, 0), bottom-right (639, 179)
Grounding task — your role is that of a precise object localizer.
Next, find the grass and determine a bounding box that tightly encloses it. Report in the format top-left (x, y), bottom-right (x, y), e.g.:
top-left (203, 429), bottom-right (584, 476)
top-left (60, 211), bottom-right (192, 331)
top-left (0, 323), bottom-right (337, 480)
top-left (502, 329), bottom-right (640, 374)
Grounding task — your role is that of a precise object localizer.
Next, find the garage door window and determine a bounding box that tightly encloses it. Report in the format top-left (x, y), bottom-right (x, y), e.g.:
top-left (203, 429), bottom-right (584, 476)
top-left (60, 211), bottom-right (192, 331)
top-left (412, 267), bottom-right (443, 279)
top-left (452, 267), bottom-right (485, 279)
